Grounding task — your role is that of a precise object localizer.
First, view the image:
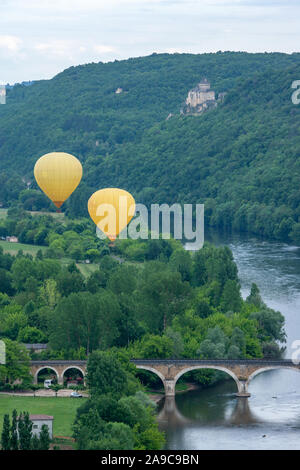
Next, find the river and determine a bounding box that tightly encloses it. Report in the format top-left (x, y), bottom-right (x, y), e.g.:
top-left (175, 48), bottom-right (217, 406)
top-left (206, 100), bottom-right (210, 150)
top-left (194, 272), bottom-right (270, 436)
top-left (158, 232), bottom-right (300, 450)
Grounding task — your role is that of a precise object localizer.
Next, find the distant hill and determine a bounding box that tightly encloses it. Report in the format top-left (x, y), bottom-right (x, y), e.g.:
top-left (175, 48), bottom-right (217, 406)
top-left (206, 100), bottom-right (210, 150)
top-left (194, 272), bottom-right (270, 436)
top-left (0, 52), bottom-right (299, 242)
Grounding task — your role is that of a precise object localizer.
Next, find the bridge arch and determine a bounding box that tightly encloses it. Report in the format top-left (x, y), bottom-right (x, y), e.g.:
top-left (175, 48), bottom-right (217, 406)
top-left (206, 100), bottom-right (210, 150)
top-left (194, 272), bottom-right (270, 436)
top-left (62, 366), bottom-right (85, 385)
top-left (135, 365), bottom-right (168, 393)
top-left (173, 366), bottom-right (243, 394)
top-left (34, 366), bottom-right (59, 385)
top-left (62, 366), bottom-right (85, 378)
top-left (247, 365), bottom-right (300, 388)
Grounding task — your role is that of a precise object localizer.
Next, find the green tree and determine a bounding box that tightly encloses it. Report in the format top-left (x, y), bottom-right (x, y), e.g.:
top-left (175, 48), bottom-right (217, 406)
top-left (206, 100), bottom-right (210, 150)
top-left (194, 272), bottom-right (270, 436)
top-left (246, 283), bottom-right (264, 308)
top-left (87, 351), bottom-right (129, 399)
top-left (88, 422), bottom-right (134, 450)
top-left (86, 270), bottom-right (106, 293)
top-left (18, 412), bottom-right (32, 450)
top-left (56, 269), bottom-right (85, 297)
top-left (50, 384), bottom-right (62, 397)
top-left (137, 263), bottom-right (191, 332)
top-left (11, 258), bottom-right (36, 292)
top-left (1, 414), bottom-right (11, 450)
top-left (0, 339), bottom-right (30, 385)
top-left (227, 344), bottom-right (241, 359)
top-left (17, 326), bottom-right (47, 343)
top-left (31, 434), bottom-right (40, 450)
top-left (165, 327), bottom-right (184, 358)
top-left (220, 280), bottom-right (242, 313)
top-left (39, 424), bottom-right (51, 450)
top-left (49, 291), bottom-right (120, 353)
top-left (134, 425), bottom-right (165, 451)
top-left (198, 326), bottom-right (227, 359)
top-left (107, 266), bottom-right (142, 346)
top-left (137, 334), bottom-right (174, 359)
top-left (0, 269), bottom-right (14, 296)
top-left (169, 249), bottom-right (192, 282)
top-left (250, 308), bottom-right (286, 343)
top-left (73, 406), bottom-right (106, 449)
top-left (230, 327), bottom-right (246, 354)
top-left (10, 409), bottom-right (18, 450)
top-left (0, 309), bottom-right (27, 340)
top-left (290, 223), bottom-right (300, 244)
top-left (39, 279), bottom-right (61, 308)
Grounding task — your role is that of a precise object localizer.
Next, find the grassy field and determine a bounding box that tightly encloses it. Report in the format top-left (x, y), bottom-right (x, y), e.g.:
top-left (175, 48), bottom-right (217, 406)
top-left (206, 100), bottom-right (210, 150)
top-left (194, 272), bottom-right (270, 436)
top-left (0, 240), bottom-right (47, 256)
top-left (0, 240), bottom-right (99, 276)
top-left (0, 395), bottom-right (86, 437)
top-left (76, 263), bottom-right (99, 277)
top-left (29, 210), bottom-right (66, 221)
top-left (0, 208), bottom-right (7, 219)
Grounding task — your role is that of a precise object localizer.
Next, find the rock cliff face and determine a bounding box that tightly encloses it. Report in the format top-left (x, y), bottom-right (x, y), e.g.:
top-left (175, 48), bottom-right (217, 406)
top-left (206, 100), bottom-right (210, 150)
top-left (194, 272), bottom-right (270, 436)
top-left (181, 78), bottom-right (218, 115)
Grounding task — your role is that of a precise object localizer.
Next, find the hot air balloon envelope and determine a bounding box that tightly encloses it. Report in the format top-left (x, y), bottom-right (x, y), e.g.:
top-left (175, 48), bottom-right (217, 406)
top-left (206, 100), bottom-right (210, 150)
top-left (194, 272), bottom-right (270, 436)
top-left (34, 152), bottom-right (82, 208)
top-left (88, 188), bottom-right (135, 241)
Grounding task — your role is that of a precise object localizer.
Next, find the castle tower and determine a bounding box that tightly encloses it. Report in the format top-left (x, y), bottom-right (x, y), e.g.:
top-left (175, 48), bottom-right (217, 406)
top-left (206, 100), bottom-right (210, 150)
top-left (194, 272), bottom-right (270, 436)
top-left (198, 78), bottom-right (210, 92)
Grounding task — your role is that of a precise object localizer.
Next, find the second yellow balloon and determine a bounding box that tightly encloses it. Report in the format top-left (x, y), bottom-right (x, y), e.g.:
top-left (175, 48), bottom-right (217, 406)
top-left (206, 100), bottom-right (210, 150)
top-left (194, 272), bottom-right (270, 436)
top-left (88, 188), bottom-right (135, 241)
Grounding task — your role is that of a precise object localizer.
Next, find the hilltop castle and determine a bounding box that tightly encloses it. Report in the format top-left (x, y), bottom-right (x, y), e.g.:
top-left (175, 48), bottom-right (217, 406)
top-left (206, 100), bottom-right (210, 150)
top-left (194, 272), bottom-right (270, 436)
top-left (181, 78), bottom-right (222, 115)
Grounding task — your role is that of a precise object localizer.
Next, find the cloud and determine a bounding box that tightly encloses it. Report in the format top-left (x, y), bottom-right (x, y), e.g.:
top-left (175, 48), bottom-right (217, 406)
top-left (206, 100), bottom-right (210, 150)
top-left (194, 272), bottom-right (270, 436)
top-left (93, 45), bottom-right (116, 54)
top-left (1, 0), bottom-right (300, 83)
top-left (0, 35), bottom-right (22, 52)
top-left (34, 40), bottom-right (80, 59)
top-left (33, 41), bottom-right (116, 58)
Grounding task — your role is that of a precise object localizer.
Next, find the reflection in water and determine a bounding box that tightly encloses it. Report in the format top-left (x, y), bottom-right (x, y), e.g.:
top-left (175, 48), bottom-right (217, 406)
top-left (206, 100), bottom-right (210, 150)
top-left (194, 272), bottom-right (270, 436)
top-left (158, 390), bottom-right (259, 428)
top-left (158, 376), bottom-right (300, 450)
top-left (228, 397), bottom-right (260, 425)
top-left (160, 233), bottom-right (300, 449)
top-left (157, 396), bottom-right (192, 428)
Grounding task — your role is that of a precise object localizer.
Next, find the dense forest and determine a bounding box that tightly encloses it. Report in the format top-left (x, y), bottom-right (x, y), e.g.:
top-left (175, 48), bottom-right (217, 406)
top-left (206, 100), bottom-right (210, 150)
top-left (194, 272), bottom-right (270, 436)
top-left (0, 209), bottom-right (286, 386)
top-left (0, 52), bottom-right (299, 242)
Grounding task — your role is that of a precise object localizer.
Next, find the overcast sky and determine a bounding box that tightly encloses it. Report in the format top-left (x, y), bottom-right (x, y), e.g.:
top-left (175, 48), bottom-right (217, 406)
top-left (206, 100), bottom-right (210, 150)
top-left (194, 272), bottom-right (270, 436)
top-left (0, 0), bottom-right (300, 84)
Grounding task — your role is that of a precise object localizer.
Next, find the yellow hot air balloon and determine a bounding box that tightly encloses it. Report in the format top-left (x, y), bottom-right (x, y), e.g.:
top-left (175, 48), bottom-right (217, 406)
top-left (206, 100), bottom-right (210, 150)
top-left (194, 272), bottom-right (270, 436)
top-left (88, 188), bottom-right (135, 241)
top-left (34, 152), bottom-right (82, 209)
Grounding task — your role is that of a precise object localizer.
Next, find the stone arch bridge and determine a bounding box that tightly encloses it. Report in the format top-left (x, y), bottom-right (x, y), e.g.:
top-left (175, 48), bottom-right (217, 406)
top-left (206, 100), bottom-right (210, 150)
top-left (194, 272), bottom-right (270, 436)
top-left (131, 359), bottom-right (300, 397)
top-left (30, 361), bottom-right (87, 385)
top-left (30, 359), bottom-right (300, 396)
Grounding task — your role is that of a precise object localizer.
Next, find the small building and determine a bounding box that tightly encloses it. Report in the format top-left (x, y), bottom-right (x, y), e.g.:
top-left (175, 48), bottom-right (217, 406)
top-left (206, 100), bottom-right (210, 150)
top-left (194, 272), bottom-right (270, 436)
top-left (6, 236), bottom-right (18, 243)
top-left (24, 343), bottom-right (48, 354)
top-left (30, 415), bottom-right (54, 439)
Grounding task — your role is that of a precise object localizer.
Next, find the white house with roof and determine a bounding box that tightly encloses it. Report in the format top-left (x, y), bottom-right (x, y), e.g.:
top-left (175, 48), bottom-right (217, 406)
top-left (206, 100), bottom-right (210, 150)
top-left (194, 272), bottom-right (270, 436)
top-left (30, 415), bottom-right (54, 439)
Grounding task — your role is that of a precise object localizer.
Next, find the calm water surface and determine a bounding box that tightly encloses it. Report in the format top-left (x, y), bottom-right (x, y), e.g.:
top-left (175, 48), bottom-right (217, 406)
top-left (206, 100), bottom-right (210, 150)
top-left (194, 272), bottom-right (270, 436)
top-left (158, 232), bottom-right (300, 450)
